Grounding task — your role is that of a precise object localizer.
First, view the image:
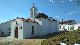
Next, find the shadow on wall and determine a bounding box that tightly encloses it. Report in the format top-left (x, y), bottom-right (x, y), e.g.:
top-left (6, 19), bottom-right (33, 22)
top-left (29, 31), bottom-right (68, 39)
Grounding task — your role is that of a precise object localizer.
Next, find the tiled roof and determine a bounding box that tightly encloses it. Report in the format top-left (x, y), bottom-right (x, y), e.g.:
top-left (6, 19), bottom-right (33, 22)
top-left (19, 18), bottom-right (37, 23)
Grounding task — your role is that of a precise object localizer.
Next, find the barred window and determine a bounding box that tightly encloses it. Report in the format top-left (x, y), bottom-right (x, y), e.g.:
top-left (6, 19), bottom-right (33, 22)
top-left (20, 26), bottom-right (22, 29)
top-left (32, 26), bottom-right (34, 35)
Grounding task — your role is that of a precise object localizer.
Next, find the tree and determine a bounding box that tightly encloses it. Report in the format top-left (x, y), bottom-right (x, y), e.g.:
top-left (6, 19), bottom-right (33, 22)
top-left (36, 13), bottom-right (48, 19)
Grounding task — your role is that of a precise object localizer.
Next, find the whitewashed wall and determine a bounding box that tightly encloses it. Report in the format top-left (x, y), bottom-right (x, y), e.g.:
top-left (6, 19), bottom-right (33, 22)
top-left (51, 21), bottom-right (59, 33)
top-left (0, 21), bottom-right (11, 36)
top-left (40, 19), bottom-right (50, 35)
top-left (37, 18), bottom-right (51, 36)
top-left (17, 19), bottom-right (23, 39)
top-left (73, 24), bottom-right (80, 30)
top-left (10, 18), bottom-right (60, 39)
top-left (23, 22), bottom-right (38, 38)
top-left (37, 18), bottom-right (59, 35)
top-left (11, 21), bottom-right (16, 38)
top-left (59, 24), bottom-right (74, 31)
top-left (11, 18), bottom-right (24, 39)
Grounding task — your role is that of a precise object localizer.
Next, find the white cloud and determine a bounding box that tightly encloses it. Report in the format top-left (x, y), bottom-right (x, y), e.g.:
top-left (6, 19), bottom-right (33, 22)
top-left (53, 16), bottom-right (59, 19)
top-left (66, 11), bottom-right (79, 15)
top-left (62, 1), bottom-right (63, 3)
top-left (70, 0), bottom-right (72, 2)
top-left (55, 16), bottom-right (59, 18)
top-left (50, 0), bottom-right (51, 1)
top-left (54, 16), bottom-right (60, 20)
top-left (52, 1), bottom-right (53, 3)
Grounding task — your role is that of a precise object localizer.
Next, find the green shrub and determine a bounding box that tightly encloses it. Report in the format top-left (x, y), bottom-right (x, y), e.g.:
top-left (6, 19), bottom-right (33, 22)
top-left (41, 29), bottom-right (80, 45)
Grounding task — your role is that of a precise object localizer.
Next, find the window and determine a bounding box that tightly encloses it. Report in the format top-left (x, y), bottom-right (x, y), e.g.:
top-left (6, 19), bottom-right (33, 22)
top-left (1, 32), bottom-right (4, 36)
top-left (20, 26), bottom-right (22, 29)
top-left (70, 26), bottom-right (74, 30)
top-left (60, 26), bottom-right (61, 29)
top-left (63, 26), bottom-right (65, 29)
top-left (62, 26), bottom-right (65, 30)
top-left (16, 21), bottom-right (17, 24)
top-left (15, 27), bottom-right (18, 30)
top-left (68, 27), bottom-right (69, 30)
top-left (31, 26), bottom-right (34, 35)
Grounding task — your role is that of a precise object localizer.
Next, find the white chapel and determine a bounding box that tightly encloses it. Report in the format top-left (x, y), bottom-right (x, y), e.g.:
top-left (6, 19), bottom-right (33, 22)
top-left (10, 3), bottom-right (60, 39)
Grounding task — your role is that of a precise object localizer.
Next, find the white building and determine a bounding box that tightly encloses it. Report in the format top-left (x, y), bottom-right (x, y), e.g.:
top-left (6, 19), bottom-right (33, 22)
top-left (1, 3), bottom-right (80, 39)
top-left (59, 24), bottom-right (74, 31)
top-left (73, 24), bottom-right (80, 30)
top-left (10, 4), bottom-right (60, 39)
top-left (59, 20), bottom-right (80, 31)
top-left (0, 20), bottom-right (11, 37)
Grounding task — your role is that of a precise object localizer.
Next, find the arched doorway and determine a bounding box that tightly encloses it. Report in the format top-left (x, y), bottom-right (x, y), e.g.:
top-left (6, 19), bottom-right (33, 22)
top-left (15, 27), bottom-right (18, 38)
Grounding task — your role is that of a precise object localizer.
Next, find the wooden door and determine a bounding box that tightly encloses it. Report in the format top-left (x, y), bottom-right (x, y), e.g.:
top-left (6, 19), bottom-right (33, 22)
top-left (15, 27), bottom-right (18, 38)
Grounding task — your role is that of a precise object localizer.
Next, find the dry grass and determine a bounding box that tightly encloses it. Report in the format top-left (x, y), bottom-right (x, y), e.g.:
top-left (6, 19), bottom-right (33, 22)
top-left (0, 37), bottom-right (46, 45)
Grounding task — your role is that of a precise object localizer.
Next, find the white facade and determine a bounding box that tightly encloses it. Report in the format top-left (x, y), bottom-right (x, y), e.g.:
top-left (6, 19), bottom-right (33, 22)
top-left (10, 3), bottom-right (60, 39)
top-left (0, 3), bottom-right (79, 40)
top-left (73, 24), bottom-right (80, 30)
top-left (0, 4), bottom-right (59, 39)
top-left (59, 24), bottom-right (74, 31)
top-left (59, 20), bottom-right (78, 31)
top-left (10, 17), bottom-right (59, 39)
top-left (59, 24), bottom-right (80, 31)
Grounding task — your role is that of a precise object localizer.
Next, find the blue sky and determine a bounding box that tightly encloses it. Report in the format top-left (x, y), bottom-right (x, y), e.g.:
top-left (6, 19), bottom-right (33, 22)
top-left (0, 0), bottom-right (80, 23)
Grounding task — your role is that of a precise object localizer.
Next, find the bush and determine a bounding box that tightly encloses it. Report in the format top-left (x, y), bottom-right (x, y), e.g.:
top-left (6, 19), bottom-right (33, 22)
top-left (41, 29), bottom-right (80, 45)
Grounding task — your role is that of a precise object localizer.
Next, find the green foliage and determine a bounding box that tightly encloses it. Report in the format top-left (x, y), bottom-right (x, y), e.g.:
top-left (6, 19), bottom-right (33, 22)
top-left (41, 30), bottom-right (80, 45)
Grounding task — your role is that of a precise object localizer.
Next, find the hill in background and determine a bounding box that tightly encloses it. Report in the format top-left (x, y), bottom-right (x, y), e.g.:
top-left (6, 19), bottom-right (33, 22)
top-left (41, 29), bottom-right (80, 45)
